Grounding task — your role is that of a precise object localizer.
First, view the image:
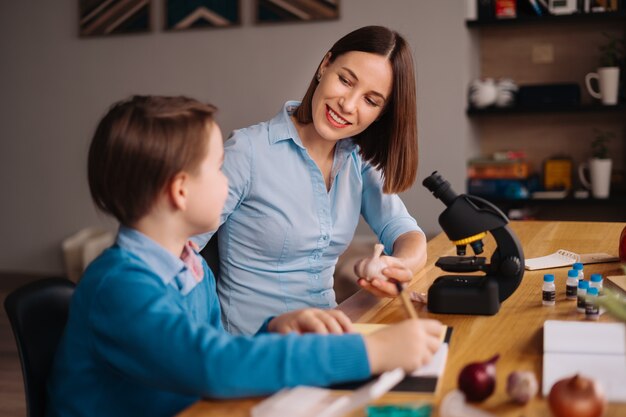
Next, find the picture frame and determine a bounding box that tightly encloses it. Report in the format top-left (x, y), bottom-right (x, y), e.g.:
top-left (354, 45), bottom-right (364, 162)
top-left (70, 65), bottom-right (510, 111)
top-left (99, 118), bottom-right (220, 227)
top-left (164, 0), bottom-right (241, 31)
top-left (255, 0), bottom-right (340, 24)
top-left (79, 0), bottom-right (151, 37)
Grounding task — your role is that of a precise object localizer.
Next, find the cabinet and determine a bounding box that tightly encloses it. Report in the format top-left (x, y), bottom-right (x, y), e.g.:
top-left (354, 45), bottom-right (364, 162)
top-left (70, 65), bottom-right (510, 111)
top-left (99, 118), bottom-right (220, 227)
top-left (466, 9), bottom-right (626, 221)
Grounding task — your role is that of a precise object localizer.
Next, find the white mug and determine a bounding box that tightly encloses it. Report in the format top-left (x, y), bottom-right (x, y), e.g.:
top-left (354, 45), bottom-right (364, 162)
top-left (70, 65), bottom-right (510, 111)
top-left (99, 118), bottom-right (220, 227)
top-left (578, 158), bottom-right (612, 199)
top-left (585, 67), bottom-right (620, 105)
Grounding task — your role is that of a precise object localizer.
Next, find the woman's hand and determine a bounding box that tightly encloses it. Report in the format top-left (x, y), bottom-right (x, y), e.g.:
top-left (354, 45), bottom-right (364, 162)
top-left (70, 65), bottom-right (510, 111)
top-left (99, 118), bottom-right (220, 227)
top-left (267, 308), bottom-right (354, 334)
top-left (356, 255), bottom-right (412, 297)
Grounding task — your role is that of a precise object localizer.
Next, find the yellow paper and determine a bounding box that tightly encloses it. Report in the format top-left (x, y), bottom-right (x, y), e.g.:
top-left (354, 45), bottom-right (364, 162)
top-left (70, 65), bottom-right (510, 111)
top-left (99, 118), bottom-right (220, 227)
top-left (354, 323), bottom-right (448, 343)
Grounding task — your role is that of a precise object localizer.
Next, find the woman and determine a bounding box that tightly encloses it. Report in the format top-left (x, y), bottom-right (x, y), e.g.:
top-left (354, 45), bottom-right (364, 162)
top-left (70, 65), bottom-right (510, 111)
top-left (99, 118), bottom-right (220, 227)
top-left (195, 26), bottom-right (427, 335)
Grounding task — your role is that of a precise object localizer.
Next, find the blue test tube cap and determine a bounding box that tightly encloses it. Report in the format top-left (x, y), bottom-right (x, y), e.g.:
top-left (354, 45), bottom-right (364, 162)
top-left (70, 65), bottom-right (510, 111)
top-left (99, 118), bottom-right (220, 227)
top-left (568, 269), bottom-right (578, 278)
top-left (573, 262), bottom-right (583, 270)
top-left (587, 287), bottom-right (599, 296)
top-left (578, 280), bottom-right (589, 289)
top-left (590, 274), bottom-right (603, 282)
top-left (544, 274), bottom-right (555, 282)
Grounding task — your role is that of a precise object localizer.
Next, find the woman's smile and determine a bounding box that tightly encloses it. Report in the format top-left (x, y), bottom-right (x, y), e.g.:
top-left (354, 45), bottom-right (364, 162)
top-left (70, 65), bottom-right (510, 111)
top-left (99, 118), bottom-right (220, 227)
top-left (325, 105), bottom-right (352, 128)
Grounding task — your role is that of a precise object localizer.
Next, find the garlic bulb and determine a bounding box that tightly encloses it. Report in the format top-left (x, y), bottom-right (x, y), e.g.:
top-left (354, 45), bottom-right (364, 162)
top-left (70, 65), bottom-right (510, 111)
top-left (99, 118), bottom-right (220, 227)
top-left (355, 243), bottom-right (388, 281)
top-left (506, 371), bottom-right (538, 404)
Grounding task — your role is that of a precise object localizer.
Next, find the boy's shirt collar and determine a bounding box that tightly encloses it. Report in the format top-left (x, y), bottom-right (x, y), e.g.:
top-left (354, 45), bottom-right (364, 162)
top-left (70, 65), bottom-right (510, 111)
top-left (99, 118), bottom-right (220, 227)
top-left (116, 226), bottom-right (204, 295)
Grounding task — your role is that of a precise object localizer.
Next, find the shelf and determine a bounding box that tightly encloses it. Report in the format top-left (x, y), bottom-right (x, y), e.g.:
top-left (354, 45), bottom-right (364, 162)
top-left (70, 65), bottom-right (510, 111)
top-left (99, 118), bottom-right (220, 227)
top-left (483, 194), bottom-right (626, 205)
top-left (466, 11), bottom-right (626, 27)
top-left (476, 194), bottom-right (626, 221)
top-left (466, 103), bottom-right (626, 116)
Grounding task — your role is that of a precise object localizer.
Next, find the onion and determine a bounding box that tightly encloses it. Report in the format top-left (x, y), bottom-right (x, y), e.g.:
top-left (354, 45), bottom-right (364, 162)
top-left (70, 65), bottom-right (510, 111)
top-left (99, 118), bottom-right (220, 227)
top-left (506, 371), bottom-right (538, 404)
top-left (548, 374), bottom-right (606, 417)
top-left (458, 354), bottom-right (499, 402)
top-left (354, 243), bottom-right (388, 281)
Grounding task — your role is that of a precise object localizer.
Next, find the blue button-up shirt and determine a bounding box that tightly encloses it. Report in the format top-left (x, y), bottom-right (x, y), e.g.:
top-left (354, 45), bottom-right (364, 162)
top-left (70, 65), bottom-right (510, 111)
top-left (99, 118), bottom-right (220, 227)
top-left (195, 101), bottom-right (422, 335)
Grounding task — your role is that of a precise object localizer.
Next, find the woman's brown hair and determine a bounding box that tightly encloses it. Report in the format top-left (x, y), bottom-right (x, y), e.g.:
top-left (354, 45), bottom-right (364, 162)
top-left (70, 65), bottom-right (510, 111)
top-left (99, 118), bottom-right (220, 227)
top-left (294, 26), bottom-right (417, 193)
top-left (88, 95), bottom-right (217, 226)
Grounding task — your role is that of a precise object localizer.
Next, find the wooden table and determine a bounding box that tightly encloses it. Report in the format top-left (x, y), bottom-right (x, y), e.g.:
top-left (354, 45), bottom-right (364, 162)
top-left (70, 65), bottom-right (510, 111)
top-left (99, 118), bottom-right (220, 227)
top-left (177, 221), bottom-right (626, 417)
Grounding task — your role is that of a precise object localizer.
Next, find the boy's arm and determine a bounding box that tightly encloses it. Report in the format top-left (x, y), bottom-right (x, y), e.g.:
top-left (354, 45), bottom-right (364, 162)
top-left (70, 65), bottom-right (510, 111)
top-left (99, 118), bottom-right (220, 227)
top-left (90, 271), bottom-right (370, 398)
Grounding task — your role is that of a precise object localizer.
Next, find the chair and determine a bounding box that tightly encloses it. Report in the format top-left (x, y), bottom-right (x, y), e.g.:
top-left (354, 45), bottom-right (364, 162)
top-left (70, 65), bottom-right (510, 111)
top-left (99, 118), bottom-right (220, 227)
top-left (4, 277), bottom-right (75, 417)
top-left (199, 232), bottom-right (220, 280)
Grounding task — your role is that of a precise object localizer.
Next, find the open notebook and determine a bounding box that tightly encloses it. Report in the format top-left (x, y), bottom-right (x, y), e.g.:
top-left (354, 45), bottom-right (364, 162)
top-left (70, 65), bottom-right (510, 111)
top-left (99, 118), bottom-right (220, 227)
top-left (543, 320), bottom-right (626, 402)
top-left (330, 324), bottom-right (452, 394)
top-left (525, 249), bottom-right (619, 271)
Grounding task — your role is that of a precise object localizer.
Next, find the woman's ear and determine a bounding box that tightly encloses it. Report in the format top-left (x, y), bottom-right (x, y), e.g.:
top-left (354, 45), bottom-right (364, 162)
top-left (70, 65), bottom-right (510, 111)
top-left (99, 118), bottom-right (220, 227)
top-left (168, 172), bottom-right (188, 211)
top-left (318, 52), bottom-right (332, 78)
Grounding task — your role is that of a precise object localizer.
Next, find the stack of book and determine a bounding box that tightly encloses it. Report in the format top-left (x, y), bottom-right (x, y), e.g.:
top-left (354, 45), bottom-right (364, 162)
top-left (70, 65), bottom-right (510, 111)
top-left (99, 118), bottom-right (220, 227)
top-left (467, 153), bottom-right (538, 199)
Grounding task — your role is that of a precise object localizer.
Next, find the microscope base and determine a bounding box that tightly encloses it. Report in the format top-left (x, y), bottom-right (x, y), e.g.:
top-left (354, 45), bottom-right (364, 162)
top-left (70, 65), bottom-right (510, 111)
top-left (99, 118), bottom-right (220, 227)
top-left (427, 275), bottom-right (500, 315)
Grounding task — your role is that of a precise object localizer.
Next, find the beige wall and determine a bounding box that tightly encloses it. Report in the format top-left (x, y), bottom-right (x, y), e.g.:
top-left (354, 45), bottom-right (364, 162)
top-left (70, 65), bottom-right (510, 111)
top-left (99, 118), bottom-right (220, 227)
top-left (0, 1), bottom-right (475, 274)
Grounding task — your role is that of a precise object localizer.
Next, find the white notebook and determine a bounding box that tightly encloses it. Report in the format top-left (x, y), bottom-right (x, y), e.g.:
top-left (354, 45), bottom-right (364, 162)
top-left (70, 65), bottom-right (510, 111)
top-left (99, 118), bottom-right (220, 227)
top-left (543, 320), bottom-right (626, 402)
top-left (525, 249), bottom-right (619, 270)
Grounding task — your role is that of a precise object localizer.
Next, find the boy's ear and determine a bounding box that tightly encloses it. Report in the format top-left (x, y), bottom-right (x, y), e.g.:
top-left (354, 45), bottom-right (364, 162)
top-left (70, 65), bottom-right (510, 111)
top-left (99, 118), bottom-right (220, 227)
top-left (168, 172), bottom-right (188, 211)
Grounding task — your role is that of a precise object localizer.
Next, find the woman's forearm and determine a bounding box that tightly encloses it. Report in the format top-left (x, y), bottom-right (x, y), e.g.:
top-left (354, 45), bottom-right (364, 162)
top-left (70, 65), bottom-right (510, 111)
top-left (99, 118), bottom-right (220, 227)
top-left (391, 231), bottom-right (427, 275)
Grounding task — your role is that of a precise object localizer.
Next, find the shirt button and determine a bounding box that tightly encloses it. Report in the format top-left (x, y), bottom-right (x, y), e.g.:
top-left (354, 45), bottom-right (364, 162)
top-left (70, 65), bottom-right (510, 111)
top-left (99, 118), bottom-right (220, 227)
top-left (322, 234), bottom-right (329, 240)
top-left (314, 274), bottom-right (319, 280)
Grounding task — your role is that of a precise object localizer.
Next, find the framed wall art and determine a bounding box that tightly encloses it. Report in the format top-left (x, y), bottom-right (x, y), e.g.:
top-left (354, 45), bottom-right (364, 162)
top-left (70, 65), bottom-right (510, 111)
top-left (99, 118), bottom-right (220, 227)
top-left (256, 0), bottom-right (340, 24)
top-left (164, 0), bottom-right (241, 30)
top-left (79, 0), bottom-right (151, 37)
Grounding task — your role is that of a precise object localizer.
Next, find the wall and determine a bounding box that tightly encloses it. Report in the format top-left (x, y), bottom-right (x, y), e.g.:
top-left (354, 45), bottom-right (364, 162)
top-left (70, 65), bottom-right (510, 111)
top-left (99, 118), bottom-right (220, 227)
top-left (0, 1), bottom-right (475, 274)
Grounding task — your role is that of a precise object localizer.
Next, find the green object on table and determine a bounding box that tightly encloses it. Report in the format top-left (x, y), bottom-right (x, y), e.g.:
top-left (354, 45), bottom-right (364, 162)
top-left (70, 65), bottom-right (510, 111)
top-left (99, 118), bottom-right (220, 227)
top-left (366, 403), bottom-right (432, 417)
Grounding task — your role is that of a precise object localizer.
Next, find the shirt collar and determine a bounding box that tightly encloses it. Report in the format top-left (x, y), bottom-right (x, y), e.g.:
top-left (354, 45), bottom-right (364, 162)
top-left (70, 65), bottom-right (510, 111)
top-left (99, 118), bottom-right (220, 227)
top-left (115, 226), bottom-right (187, 287)
top-left (268, 101), bottom-right (359, 157)
top-left (268, 101), bottom-right (304, 148)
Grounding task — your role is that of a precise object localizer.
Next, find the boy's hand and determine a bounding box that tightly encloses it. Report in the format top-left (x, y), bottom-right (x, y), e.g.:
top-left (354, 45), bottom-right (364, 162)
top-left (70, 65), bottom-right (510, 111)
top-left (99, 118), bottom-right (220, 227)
top-left (364, 318), bottom-right (444, 374)
top-left (356, 256), bottom-right (413, 298)
top-left (268, 308), bottom-right (354, 335)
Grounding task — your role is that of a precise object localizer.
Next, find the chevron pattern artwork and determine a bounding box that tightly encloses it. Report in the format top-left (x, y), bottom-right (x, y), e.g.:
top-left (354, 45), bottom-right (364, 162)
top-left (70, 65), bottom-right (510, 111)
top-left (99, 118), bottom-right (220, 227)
top-left (256, 0), bottom-right (339, 24)
top-left (165, 0), bottom-right (240, 30)
top-left (79, 0), bottom-right (151, 36)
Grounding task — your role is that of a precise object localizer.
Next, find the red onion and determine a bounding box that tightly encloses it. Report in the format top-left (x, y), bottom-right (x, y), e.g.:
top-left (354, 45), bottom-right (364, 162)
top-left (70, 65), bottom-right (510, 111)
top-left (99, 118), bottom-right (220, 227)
top-left (548, 374), bottom-right (606, 417)
top-left (457, 354), bottom-right (499, 402)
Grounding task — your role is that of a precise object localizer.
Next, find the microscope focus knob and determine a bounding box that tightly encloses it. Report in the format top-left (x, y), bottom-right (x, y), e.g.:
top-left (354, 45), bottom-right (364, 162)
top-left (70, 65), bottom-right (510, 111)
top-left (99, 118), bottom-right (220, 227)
top-left (500, 256), bottom-right (521, 276)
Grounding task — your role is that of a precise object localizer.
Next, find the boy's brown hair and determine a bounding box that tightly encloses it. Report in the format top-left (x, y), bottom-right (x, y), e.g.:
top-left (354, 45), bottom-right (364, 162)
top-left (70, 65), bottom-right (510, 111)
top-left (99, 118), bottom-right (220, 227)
top-left (88, 95), bottom-right (217, 226)
top-left (295, 26), bottom-right (418, 194)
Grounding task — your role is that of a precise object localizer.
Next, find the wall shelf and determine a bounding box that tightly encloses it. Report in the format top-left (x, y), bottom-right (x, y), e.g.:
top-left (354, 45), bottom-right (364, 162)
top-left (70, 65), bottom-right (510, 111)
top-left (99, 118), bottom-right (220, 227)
top-left (466, 8), bottom-right (625, 222)
top-left (483, 194), bottom-right (626, 221)
top-left (467, 103), bottom-right (626, 116)
top-left (466, 11), bottom-right (626, 27)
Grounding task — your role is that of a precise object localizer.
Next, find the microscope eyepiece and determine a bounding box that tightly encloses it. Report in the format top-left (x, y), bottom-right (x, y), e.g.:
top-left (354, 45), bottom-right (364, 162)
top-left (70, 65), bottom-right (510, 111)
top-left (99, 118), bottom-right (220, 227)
top-left (422, 171), bottom-right (458, 206)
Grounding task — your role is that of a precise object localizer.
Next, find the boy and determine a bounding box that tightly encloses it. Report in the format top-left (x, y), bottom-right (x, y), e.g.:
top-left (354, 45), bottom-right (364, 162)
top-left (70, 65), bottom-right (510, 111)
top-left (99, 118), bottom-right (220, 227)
top-left (46, 95), bottom-right (443, 417)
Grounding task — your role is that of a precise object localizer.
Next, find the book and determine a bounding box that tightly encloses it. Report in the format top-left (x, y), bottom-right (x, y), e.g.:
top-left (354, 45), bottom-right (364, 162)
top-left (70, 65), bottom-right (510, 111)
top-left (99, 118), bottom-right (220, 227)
top-left (606, 275), bottom-right (626, 295)
top-left (542, 320), bottom-right (626, 402)
top-left (524, 249), bottom-right (619, 270)
top-left (251, 368), bottom-right (406, 417)
top-left (331, 325), bottom-right (453, 394)
top-left (528, 0), bottom-right (543, 15)
top-left (467, 160), bottom-right (531, 179)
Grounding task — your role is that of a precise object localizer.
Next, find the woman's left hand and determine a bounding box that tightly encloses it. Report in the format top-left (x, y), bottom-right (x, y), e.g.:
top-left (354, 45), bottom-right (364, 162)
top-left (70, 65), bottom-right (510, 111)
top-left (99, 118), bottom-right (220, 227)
top-left (357, 256), bottom-right (412, 298)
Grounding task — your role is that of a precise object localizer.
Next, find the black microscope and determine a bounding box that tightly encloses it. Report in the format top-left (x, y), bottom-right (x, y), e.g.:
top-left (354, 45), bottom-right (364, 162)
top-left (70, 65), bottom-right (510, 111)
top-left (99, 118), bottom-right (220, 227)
top-left (422, 171), bottom-right (525, 315)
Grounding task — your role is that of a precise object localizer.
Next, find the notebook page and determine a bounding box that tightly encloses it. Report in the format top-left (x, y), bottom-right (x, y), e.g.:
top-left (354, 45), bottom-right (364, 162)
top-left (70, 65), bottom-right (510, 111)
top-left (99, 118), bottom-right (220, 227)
top-left (542, 320), bottom-right (626, 402)
top-left (524, 249), bottom-right (578, 270)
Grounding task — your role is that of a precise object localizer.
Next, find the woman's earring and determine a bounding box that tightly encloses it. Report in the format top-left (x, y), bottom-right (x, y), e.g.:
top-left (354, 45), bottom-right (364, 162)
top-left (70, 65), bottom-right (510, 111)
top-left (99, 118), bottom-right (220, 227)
top-left (316, 72), bottom-right (322, 82)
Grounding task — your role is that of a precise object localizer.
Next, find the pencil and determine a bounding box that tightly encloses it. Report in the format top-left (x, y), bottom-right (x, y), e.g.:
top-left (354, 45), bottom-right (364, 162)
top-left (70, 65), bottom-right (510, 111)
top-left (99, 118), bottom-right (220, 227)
top-left (395, 281), bottom-right (418, 320)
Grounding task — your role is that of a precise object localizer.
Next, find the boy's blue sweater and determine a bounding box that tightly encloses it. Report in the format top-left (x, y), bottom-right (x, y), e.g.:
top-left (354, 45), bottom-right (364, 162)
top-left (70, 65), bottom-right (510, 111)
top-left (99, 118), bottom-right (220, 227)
top-left (46, 237), bottom-right (369, 417)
